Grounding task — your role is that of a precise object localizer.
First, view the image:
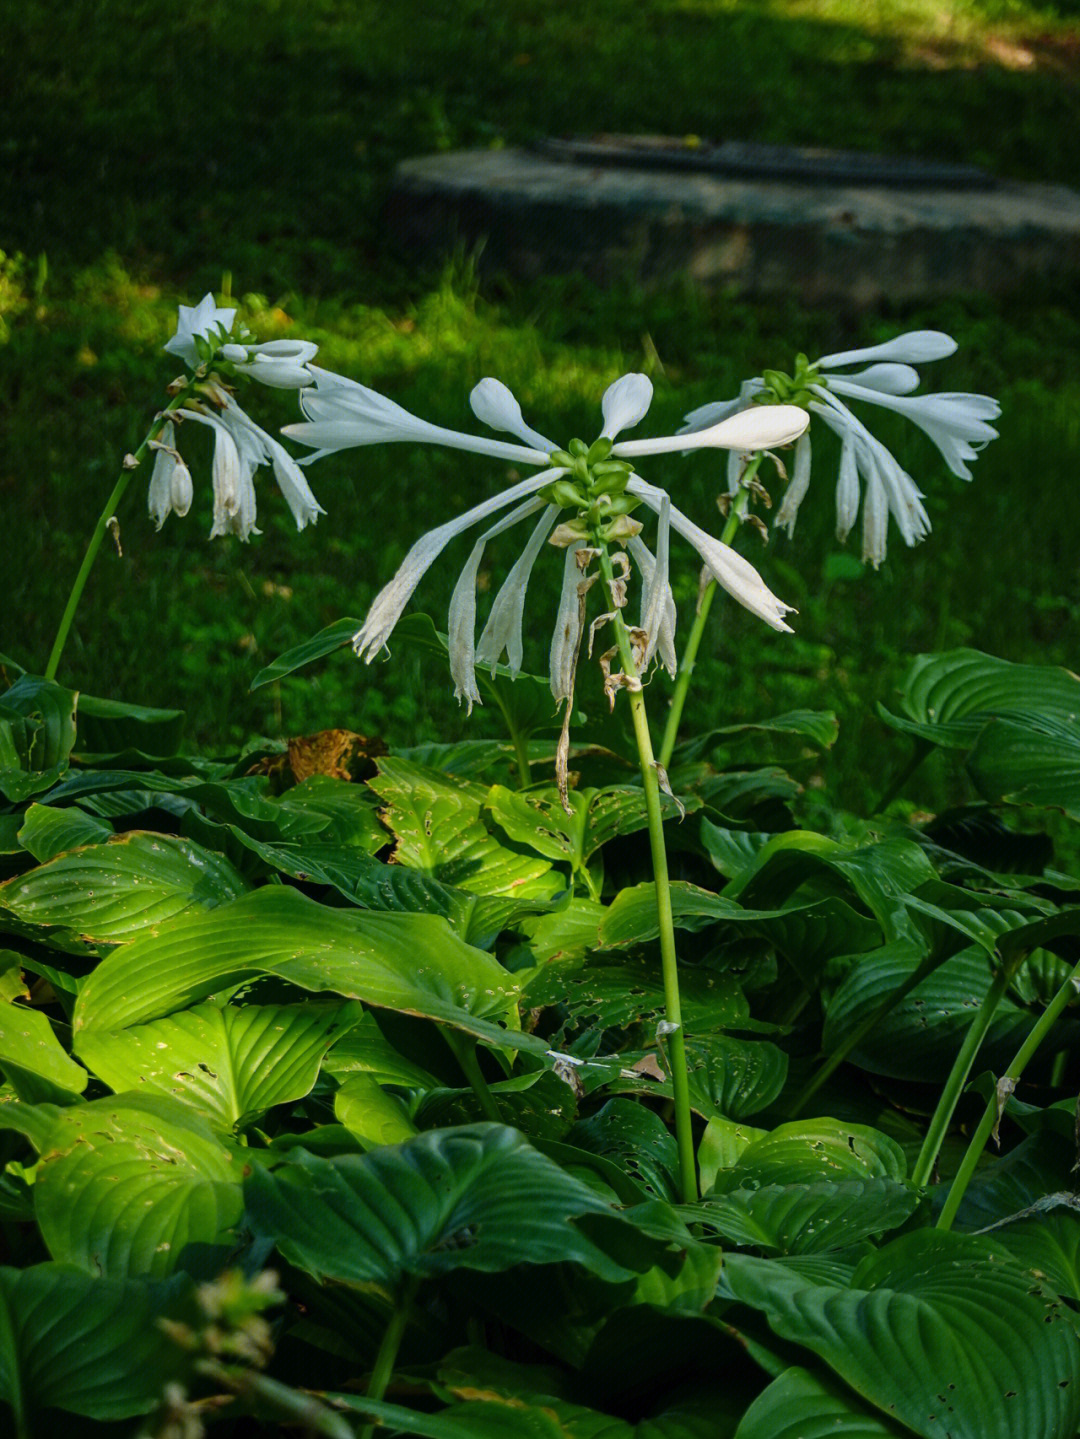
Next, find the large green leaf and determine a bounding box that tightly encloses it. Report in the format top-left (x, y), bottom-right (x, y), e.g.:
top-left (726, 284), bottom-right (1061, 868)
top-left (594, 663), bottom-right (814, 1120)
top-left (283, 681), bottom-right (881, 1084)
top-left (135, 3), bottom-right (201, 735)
top-left (326, 1394), bottom-right (569, 1438)
top-left (487, 783), bottom-right (697, 878)
top-left (227, 831), bottom-right (553, 950)
top-left (735, 1366), bottom-right (908, 1439)
top-left (0, 831), bottom-right (247, 947)
top-left (0, 676), bottom-right (78, 802)
top-left (76, 1001), bottom-right (362, 1129)
top-left (74, 692), bottom-right (185, 758)
top-left (723, 1230), bottom-right (1080, 1439)
top-left (823, 943), bottom-right (1034, 1082)
top-left (249, 615), bottom-right (361, 690)
top-left (0, 1262), bottom-right (189, 1425)
top-left (73, 885), bottom-right (541, 1054)
top-left (680, 709), bottom-right (840, 761)
top-left (371, 757), bottom-right (560, 898)
top-left (878, 649), bottom-right (1080, 750)
top-left (989, 1200), bottom-right (1080, 1304)
top-left (568, 1100), bottom-right (681, 1201)
top-left (710, 1120), bottom-right (907, 1193)
top-left (16, 803), bottom-right (112, 863)
top-left (694, 1179), bottom-right (918, 1255)
top-left (31, 1093), bottom-right (244, 1278)
top-left (0, 1000), bottom-right (87, 1104)
top-left (334, 1073), bottom-right (419, 1147)
top-left (245, 1123), bottom-right (670, 1297)
top-left (967, 714), bottom-right (1080, 820)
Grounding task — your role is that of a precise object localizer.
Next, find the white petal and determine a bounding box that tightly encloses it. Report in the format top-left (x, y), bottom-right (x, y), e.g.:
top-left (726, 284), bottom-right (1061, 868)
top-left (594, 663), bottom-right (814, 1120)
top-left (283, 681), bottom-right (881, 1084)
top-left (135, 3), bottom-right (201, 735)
top-left (862, 467), bottom-right (889, 568)
top-left (270, 446), bottom-right (326, 529)
top-left (284, 375), bottom-right (550, 465)
top-left (774, 432), bottom-right (812, 537)
top-left (469, 378), bottom-right (554, 451)
top-left (627, 478), bottom-right (795, 633)
top-left (147, 421), bottom-right (178, 529)
top-left (448, 497), bottom-right (546, 711)
top-left (248, 340), bottom-right (320, 363)
top-left (352, 469), bottom-right (566, 662)
top-left (815, 330), bottom-right (957, 369)
top-left (639, 498), bottom-right (675, 669)
top-left (834, 429), bottom-right (859, 542)
top-left (600, 373), bottom-right (653, 439)
top-left (549, 541), bottom-right (586, 705)
top-left (615, 403), bottom-right (808, 459)
top-left (234, 356), bottom-right (315, 389)
top-left (476, 504), bottom-right (560, 674)
top-left (824, 380), bottom-right (1000, 480)
top-left (164, 294), bottom-right (237, 368)
top-left (627, 536), bottom-right (678, 675)
top-left (811, 392), bottom-right (929, 549)
top-left (835, 363), bottom-right (921, 395)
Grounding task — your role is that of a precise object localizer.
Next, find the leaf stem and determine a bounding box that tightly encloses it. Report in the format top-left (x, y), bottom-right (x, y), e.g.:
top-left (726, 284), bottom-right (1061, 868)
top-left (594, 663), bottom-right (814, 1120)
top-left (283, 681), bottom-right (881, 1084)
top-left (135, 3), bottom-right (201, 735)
top-left (912, 957), bottom-right (1019, 1189)
top-left (658, 475), bottom-right (753, 769)
top-left (598, 543), bottom-right (698, 1203)
top-left (442, 1028), bottom-right (504, 1125)
top-left (44, 394), bottom-right (188, 682)
top-left (359, 1277), bottom-right (419, 1439)
top-left (937, 959), bottom-right (1080, 1232)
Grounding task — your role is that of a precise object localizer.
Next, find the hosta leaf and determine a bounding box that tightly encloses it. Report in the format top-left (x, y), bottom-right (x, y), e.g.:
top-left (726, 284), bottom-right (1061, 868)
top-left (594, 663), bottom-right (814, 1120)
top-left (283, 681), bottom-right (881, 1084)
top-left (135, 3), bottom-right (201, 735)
top-left (568, 1100), bottom-right (681, 1201)
top-left (32, 1093), bottom-right (243, 1278)
top-left (371, 757), bottom-right (560, 898)
top-left (681, 709), bottom-right (840, 760)
top-left (334, 1073), bottom-right (419, 1147)
top-left (0, 1001), bottom-right (87, 1104)
top-left (417, 1070), bottom-right (577, 1143)
top-left (270, 773), bottom-right (389, 849)
top-left (326, 1394), bottom-right (569, 1438)
top-left (735, 1366), bottom-right (908, 1439)
top-left (968, 714), bottom-right (1080, 820)
top-left (987, 1201), bottom-right (1080, 1303)
top-left (0, 1262), bottom-right (189, 1425)
top-left (711, 1120), bottom-right (907, 1192)
top-left (72, 886), bottom-right (531, 1049)
top-left (16, 803), bottom-right (111, 862)
top-left (693, 1179), bottom-right (918, 1254)
top-left (76, 1001), bottom-right (362, 1129)
top-left (610, 1036), bottom-right (787, 1121)
top-left (879, 649), bottom-right (1080, 750)
top-left (0, 676), bottom-right (78, 802)
top-left (245, 1123), bottom-right (666, 1296)
top-left (228, 832), bottom-right (552, 949)
top-left (0, 832), bottom-right (247, 947)
top-left (249, 615), bottom-right (361, 690)
top-left (487, 784), bottom-right (697, 873)
top-left (524, 954), bottom-right (750, 1039)
top-left (74, 693), bottom-right (185, 758)
top-left (321, 1010), bottom-right (441, 1089)
top-left (823, 944), bottom-right (1033, 1082)
top-left (723, 1230), bottom-right (1080, 1439)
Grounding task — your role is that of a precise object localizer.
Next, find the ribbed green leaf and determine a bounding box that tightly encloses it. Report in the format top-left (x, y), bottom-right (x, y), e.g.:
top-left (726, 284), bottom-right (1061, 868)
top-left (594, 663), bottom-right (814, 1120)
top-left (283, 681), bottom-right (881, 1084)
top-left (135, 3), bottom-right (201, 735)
top-left (334, 1073), bottom-right (419, 1147)
top-left (968, 714), bottom-right (1080, 819)
top-left (735, 1366), bottom-right (908, 1438)
top-left (487, 783), bottom-right (697, 873)
top-left (879, 649), bottom-right (1080, 750)
top-left (249, 615), bottom-right (360, 690)
top-left (711, 1120), bottom-right (907, 1193)
top-left (246, 1123), bottom-right (668, 1296)
top-left (694, 1179), bottom-right (918, 1254)
top-left (371, 757), bottom-right (560, 898)
top-left (16, 803), bottom-right (111, 862)
top-left (0, 831), bottom-right (247, 947)
top-left (0, 1263), bottom-right (189, 1424)
top-left (33, 1094), bottom-right (243, 1277)
top-left (0, 676), bottom-right (78, 802)
top-left (723, 1231), bottom-right (1080, 1439)
top-left (76, 1001), bottom-right (361, 1129)
top-left (74, 693), bottom-right (185, 758)
top-left (72, 886), bottom-right (529, 1048)
top-left (0, 1000), bottom-right (87, 1104)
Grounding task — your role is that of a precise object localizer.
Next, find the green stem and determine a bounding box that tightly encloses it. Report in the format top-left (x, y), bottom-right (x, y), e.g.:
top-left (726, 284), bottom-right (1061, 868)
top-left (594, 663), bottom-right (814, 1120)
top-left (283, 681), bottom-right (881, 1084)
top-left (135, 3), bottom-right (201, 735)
top-left (488, 685), bottom-right (532, 788)
top-left (44, 396), bottom-right (187, 682)
top-left (912, 957), bottom-right (1018, 1189)
top-left (873, 738), bottom-right (933, 814)
top-left (937, 960), bottom-right (1080, 1232)
top-left (359, 1277), bottom-right (419, 1439)
top-left (598, 544), bottom-right (698, 1203)
top-left (442, 1029), bottom-right (504, 1124)
top-left (657, 473), bottom-right (754, 770)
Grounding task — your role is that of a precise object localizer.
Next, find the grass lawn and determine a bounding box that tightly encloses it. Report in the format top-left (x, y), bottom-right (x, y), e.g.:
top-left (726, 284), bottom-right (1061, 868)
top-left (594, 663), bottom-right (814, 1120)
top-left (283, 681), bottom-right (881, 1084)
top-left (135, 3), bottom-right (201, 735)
top-left (2, 0), bottom-right (1078, 813)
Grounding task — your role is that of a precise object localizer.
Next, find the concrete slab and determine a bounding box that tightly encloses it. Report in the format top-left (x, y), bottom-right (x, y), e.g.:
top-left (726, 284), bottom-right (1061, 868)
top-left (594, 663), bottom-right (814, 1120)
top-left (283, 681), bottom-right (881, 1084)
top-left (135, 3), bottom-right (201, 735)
top-left (387, 142), bottom-right (1080, 306)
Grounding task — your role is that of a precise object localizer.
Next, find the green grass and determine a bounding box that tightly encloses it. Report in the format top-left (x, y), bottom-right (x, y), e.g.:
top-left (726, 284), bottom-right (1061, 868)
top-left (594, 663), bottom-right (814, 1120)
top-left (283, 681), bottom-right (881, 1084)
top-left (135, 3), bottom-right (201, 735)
top-left (2, 0), bottom-right (1079, 816)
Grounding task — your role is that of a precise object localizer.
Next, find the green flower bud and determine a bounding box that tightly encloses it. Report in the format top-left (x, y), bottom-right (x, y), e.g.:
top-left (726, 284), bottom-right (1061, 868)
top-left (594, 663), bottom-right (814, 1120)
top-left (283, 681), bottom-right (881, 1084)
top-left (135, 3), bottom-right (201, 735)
top-left (549, 449), bottom-right (575, 469)
top-left (568, 438), bottom-right (589, 458)
top-left (586, 436), bottom-right (614, 464)
top-left (600, 514), bottom-right (644, 543)
top-left (540, 478), bottom-right (589, 510)
top-left (599, 493), bottom-right (641, 517)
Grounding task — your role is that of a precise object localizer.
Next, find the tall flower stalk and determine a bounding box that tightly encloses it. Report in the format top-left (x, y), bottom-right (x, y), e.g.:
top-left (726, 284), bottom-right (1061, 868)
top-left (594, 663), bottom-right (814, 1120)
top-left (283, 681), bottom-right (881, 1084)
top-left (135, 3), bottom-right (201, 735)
top-left (286, 369), bottom-right (810, 1203)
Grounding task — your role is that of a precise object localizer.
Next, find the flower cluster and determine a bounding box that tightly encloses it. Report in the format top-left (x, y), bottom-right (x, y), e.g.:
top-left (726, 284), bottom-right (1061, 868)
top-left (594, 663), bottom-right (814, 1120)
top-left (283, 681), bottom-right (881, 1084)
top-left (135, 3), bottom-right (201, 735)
top-left (682, 331), bottom-right (1000, 566)
top-left (150, 295), bottom-right (324, 540)
top-left (282, 371), bottom-right (808, 709)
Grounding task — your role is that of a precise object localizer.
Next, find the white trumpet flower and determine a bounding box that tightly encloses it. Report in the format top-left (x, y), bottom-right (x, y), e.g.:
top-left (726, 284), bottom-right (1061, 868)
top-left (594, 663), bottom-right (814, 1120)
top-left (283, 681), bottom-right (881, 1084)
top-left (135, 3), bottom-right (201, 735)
top-left (683, 329), bottom-right (1000, 566)
top-left (220, 340), bottom-right (319, 389)
top-left (164, 294), bottom-right (238, 370)
top-left (147, 421), bottom-right (194, 529)
top-left (166, 395), bottom-right (325, 542)
top-left (295, 372), bottom-right (807, 703)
